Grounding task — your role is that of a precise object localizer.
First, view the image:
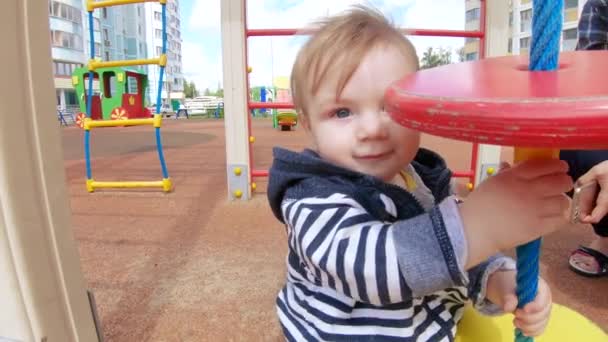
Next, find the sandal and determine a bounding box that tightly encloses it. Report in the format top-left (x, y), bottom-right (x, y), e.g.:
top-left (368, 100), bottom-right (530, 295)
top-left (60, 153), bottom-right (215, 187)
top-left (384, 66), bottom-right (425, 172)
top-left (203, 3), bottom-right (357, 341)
top-left (568, 246), bottom-right (608, 277)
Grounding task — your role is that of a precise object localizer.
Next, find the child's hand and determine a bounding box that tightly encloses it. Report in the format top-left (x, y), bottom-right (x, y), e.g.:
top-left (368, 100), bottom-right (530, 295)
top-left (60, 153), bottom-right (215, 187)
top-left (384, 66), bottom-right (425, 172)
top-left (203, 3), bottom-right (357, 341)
top-left (487, 271), bottom-right (552, 337)
top-left (459, 159), bottom-right (572, 268)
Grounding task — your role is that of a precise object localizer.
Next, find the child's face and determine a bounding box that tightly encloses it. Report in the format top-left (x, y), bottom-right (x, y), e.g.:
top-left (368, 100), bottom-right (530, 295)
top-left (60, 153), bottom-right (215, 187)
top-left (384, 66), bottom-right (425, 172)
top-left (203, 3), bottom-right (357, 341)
top-left (304, 45), bottom-right (420, 182)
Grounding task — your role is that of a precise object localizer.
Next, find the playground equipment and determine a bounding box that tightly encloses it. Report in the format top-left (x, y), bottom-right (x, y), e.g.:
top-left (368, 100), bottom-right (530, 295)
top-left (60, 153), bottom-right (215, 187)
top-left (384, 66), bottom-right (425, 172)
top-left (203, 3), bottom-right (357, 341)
top-left (273, 86), bottom-right (297, 131)
top-left (250, 85), bottom-right (297, 130)
top-left (221, 0), bottom-right (501, 201)
top-left (57, 108), bottom-right (76, 126)
top-left (275, 110), bottom-right (297, 131)
top-left (3, 0), bottom-right (102, 340)
top-left (72, 66), bottom-right (152, 126)
top-left (386, 0), bottom-right (608, 341)
top-left (81, 0), bottom-right (171, 193)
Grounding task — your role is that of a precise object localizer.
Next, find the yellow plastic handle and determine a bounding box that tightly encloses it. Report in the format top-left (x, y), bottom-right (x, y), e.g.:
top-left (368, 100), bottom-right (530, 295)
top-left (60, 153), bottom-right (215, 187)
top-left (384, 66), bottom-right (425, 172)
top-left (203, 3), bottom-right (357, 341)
top-left (513, 147), bottom-right (559, 163)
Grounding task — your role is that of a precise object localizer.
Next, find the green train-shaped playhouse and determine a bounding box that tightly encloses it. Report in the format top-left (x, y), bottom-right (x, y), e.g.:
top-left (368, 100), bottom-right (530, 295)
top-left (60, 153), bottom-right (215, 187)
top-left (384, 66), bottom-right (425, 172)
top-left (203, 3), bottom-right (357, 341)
top-left (72, 66), bottom-right (152, 127)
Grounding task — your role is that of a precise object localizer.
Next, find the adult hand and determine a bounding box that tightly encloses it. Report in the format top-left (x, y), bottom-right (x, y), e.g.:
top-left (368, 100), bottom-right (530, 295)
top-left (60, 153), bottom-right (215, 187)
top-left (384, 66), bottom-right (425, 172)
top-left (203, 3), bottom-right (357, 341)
top-left (575, 160), bottom-right (608, 224)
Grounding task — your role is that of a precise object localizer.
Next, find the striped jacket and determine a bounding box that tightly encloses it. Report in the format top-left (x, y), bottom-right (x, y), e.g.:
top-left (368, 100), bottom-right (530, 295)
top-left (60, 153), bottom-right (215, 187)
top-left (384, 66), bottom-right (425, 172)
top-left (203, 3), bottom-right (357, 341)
top-left (268, 148), bottom-right (513, 341)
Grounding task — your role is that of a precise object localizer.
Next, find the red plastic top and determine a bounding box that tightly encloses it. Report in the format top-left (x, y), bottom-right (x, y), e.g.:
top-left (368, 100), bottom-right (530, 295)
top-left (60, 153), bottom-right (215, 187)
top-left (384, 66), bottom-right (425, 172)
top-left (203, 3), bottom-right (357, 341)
top-left (385, 51), bottom-right (608, 149)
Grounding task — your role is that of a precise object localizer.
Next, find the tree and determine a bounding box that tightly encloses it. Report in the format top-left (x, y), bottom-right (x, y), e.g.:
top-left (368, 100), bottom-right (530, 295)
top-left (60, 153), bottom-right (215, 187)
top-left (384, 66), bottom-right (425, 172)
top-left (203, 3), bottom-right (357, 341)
top-left (184, 80), bottom-right (192, 98)
top-left (420, 47), bottom-right (453, 69)
top-left (456, 47), bottom-right (466, 63)
top-left (183, 80), bottom-right (199, 98)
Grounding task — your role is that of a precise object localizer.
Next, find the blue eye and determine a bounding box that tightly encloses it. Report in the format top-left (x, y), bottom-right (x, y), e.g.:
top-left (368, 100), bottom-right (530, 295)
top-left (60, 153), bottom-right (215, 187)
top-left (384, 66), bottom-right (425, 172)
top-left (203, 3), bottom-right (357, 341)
top-left (334, 108), bottom-right (351, 118)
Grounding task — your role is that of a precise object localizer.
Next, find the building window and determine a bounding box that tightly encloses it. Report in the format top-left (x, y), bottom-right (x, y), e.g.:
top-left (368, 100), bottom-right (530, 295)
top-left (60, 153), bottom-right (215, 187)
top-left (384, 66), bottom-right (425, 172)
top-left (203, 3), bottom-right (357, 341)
top-left (520, 37), bottom-right (531, 49)
top-left (508, 38), bottom-right (512, 53)
top-left (65, 90), bottom-right (78, 106)
top-left (509, 12), bottom-right (513, 27)
top-left (465, 8), bottom-right (480, 22)
top-left (138, 25), bottom-right (142, 35)
top-left (563, 28), bottom-right (578, 51)
top-left (51, 30), bottom-right (83, 50)
top-left (102, 8), bottom-right (107, 19)
top-left (94, 43), bottom-right (102, 57)
top-left (154, 11), bottom-right (162, 21)
top-left (565, 0), bottom-right (578, 9)
top-left (49, 1), bottom-right (82, 24)
top-left (53, 61), bottom-right (83, 76)
top-left (156, 46), bottom-right (162, 56)
top-left (520, 9), bottom-right (532, 32)
top-left (127, 76), bottom-right (139, 94)
top-left (155, 29), bottom-right (162, 39)
top-left (105, 51), bottom-right (110, 61)
top-left (103, 29), bottom-right (109, 41)
top-left (465, 52), bottom-right (478, 61)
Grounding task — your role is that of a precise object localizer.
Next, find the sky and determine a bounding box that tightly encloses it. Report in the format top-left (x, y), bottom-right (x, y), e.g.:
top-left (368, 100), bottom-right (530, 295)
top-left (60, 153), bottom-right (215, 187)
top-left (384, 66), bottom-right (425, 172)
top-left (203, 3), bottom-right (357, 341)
top-left (180, 0), bottom-right (467, 92)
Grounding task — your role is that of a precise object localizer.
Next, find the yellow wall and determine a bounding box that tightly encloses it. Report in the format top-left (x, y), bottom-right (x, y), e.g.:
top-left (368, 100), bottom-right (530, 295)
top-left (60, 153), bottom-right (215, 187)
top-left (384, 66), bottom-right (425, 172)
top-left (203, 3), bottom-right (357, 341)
top-left (464, 40), bottom-right (479, 54)
top-left (54, 77), bottom-right (73, 89)
top-left (564, 8), bottom-right (578, 23)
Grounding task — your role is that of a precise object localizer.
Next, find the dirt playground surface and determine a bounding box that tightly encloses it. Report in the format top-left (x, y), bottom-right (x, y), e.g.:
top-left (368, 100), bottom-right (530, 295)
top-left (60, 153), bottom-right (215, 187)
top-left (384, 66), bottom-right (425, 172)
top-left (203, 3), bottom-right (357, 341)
top-left (60, 118), bottom-right (607, 341)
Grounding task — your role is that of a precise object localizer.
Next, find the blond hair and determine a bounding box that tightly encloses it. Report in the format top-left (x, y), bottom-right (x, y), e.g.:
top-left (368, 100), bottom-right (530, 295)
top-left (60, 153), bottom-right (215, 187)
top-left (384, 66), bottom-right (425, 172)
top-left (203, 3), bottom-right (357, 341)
top-left (290, 5), bottom-right (419, 119)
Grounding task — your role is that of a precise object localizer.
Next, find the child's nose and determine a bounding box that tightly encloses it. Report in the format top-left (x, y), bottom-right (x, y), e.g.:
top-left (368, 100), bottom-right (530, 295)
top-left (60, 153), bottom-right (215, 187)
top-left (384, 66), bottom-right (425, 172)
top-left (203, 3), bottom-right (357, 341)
top-left (357, 111), bottom-right (389, 140)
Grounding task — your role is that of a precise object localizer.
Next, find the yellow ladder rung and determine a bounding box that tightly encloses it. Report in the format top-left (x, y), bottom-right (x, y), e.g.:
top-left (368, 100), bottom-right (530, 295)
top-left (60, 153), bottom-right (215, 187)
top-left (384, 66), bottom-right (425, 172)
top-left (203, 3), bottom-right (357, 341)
top-left (87, 0), bottom-right (166, 11)
top-left (87, 179), bottom-right (172, 192)
top-left (89, 56), bottom-right (166, 70)
top-left (84, 117), bottom-right (156, 129)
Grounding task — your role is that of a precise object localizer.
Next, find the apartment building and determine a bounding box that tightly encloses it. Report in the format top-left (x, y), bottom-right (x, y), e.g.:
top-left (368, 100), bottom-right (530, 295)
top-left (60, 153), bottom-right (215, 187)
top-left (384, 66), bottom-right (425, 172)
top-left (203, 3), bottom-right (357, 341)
top-left (99, 4), bottom-right (148, 63)
top-left (49, 0), bottom-right (183, 110)
top-left (463, 0), bottom-right (583, 61)
top-left (49, 0), bottom-right (102, 110)
top-left (144, 0), bottom-right (184, 104)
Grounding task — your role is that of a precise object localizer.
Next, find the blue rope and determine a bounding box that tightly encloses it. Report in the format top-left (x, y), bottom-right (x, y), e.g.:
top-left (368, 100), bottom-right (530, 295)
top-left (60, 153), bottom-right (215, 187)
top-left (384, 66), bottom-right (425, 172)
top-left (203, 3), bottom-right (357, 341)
top-left (155, 3), bottom-right (170, 180)
top-left (530, 0), bottom-right (563, 71)
top-left (516, 1), bottom-right (563, 341)
top-left (155, 4), bottom-right (167, 114)
top-left (156, 127), bottom-right (169, 178)
top-left (515, 240), bottom-right (541, 342)
top-left (85, 11), bottom-right (95, 180)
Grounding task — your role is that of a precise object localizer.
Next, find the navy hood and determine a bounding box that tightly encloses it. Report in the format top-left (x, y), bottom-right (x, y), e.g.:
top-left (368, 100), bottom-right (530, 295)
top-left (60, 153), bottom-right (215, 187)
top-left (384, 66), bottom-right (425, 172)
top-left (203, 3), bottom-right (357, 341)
top-left (267, 147), bottom-right (452, 223)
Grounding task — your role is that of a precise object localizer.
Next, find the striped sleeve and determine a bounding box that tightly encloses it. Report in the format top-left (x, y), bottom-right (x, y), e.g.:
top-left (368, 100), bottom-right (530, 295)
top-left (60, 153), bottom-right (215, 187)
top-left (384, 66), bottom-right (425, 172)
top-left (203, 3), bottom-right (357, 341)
top-left (282, 193), bottom-right (468, 306)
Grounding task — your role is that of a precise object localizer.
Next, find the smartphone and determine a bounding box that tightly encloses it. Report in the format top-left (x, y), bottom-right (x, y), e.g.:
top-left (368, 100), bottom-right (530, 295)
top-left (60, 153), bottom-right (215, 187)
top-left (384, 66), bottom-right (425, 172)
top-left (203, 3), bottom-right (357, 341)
top-left (570, 179), bottom-right (600, 224)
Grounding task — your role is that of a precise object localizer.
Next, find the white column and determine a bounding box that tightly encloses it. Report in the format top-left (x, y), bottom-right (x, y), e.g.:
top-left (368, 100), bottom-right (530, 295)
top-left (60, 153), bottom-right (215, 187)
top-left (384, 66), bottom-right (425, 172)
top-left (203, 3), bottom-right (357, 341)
top-left (0, 1), bottom-right (99, 341)
top-left (474, 0), bottom-right (510, 185)
top-left (60, 88), bottom-right (67, 109)
top-left (512, 0), bottom-right (521, 53)
top-left (221, 0), bottom-right (251, 200)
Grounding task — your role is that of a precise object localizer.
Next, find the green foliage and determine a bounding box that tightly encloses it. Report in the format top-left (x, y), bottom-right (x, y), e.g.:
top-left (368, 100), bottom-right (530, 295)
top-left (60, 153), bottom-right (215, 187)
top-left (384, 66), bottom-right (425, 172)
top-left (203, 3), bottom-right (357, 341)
top-left (420, 47), bottom-right (453, 69)
top-left (184, 80), bottom-right (199, 98)
top-left (456, 47), bottom-right (466, 62)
